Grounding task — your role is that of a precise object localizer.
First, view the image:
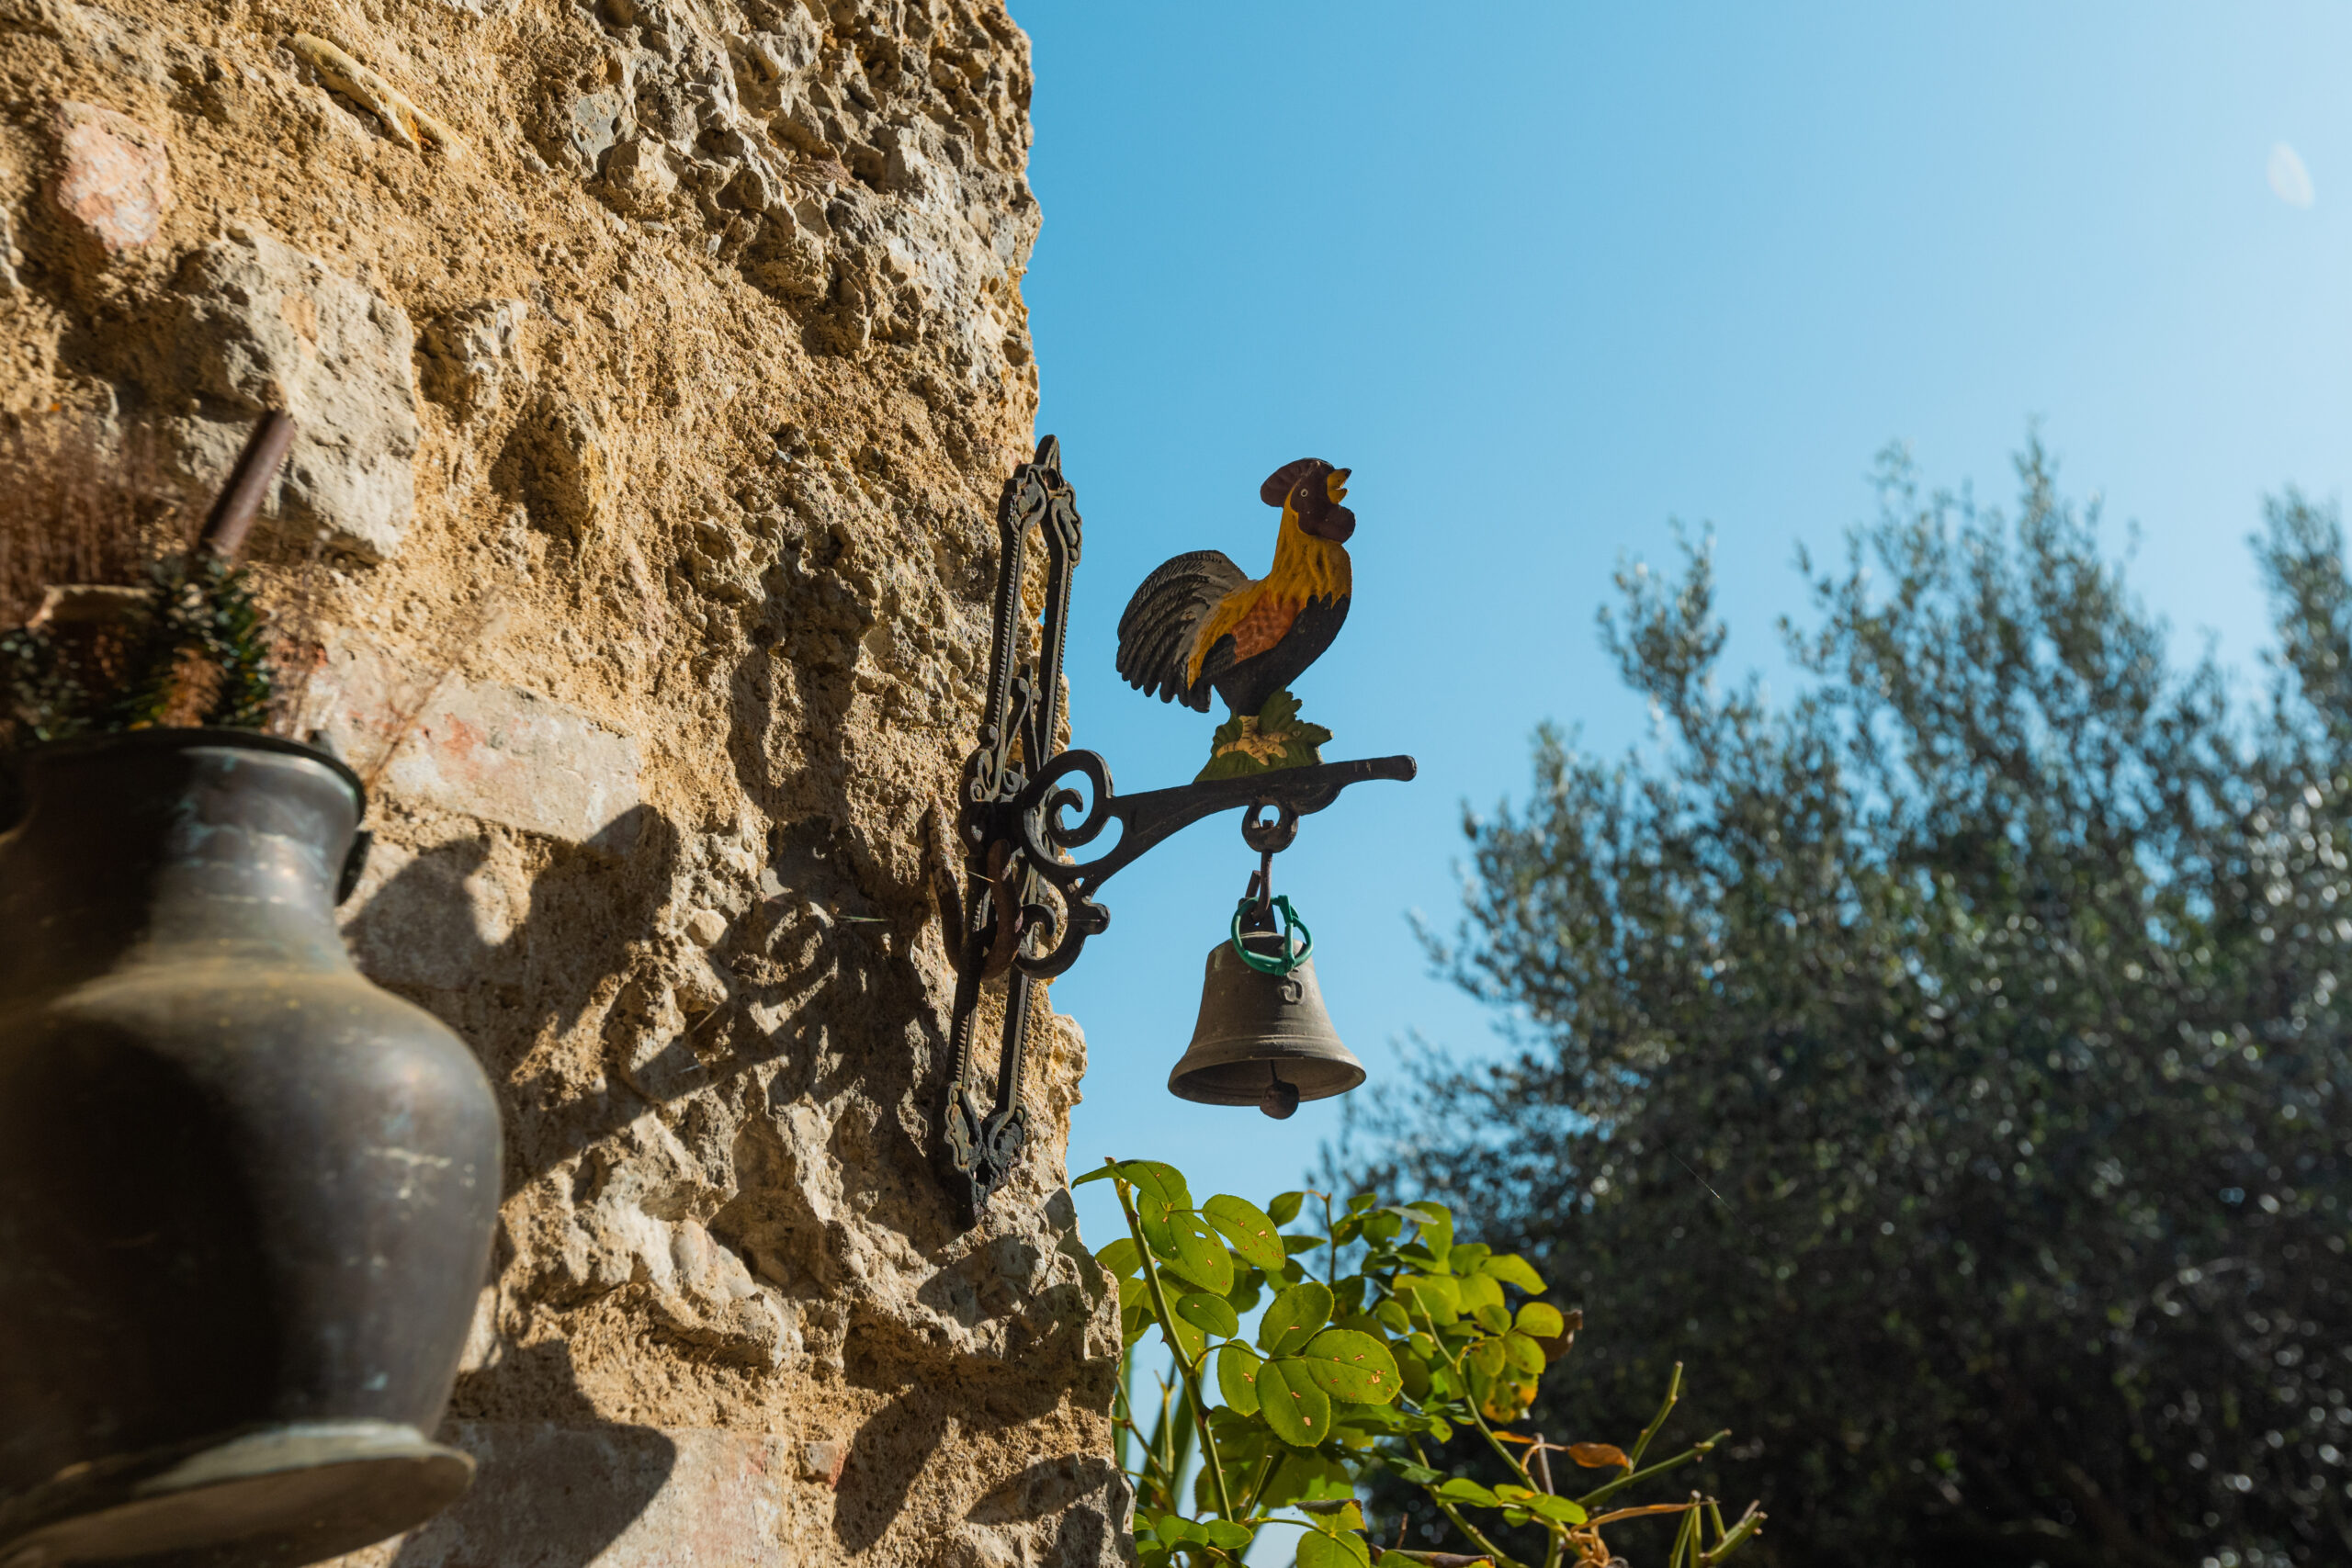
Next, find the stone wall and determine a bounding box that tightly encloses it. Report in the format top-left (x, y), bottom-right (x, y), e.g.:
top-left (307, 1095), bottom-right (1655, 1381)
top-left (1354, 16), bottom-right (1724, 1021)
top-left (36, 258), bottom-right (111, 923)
top-left (0, 1), bottom-right (1125, 1562)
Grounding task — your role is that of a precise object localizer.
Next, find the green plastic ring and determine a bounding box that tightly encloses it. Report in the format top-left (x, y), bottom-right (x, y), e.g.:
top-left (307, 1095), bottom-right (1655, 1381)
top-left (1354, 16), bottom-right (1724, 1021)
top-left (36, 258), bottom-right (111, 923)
top-left (1230, 895), bottom-right (1313, 976)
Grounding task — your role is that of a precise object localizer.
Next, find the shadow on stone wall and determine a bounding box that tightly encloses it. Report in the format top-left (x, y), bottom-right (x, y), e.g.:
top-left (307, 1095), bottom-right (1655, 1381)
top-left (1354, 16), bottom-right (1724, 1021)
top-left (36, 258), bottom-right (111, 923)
top-left (831, 1382), bottom-right (951, 1553)
top-left (385, 1340), bottom-right (676, 1567)
top-left (969, 1454), bottom-right (1129, 1568)
top-left (392, 1428), bottom-right (677, 1565)
top-left (345, 802), bottom-right (685, 1194)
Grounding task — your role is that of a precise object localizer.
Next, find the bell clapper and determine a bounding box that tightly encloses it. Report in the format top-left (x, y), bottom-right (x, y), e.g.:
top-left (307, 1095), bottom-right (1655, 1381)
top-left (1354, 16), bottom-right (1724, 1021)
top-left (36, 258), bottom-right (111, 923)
top-left (1261, 1065), bottom-right (1301, 1120)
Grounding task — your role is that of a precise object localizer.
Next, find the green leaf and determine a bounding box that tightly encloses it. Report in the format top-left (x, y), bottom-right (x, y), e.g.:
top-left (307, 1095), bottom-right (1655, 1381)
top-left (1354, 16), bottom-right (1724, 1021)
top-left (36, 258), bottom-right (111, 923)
top-left (1393, 1274), bottom-right (1460, 1324)
top-left (1465, 1338), bottom-right (1507, 1382)
top-left (1096, 1237), bottom-right (1144, 1279)
top-left (1216, 1341), bottom-right (1264, 1414)
top-left (1524, 1495), bottom-right (1588, 1526)
top-left (1162, 1212), bottom-right (1235, 1294)
top-left (1203, 1194), bottom-right (1287, 1273)
top-left (1434, 1477), bottom-right (1500, 1507)
top-left (1072, 1165), bottom-right (1119, 1188)
top-left (1296, 1529), bottom-right (1372, 1568)
top-left (1293, 1328), bottom-right (1403, 1404)
top-left (1177, 1291), bottom-right (1240, 1340)
top-left (1477, 1253), bottom-right (1546, 1294)
top-left (1501, 1330), bottom-right (1546, 1376)
top-left (1118, 1275), bottom-right (1151, 1314)
top-left (1455, 1271), bottom-right (1505, 1317)
top-left (1262, 1450), bottom-right (1352, 1507)
top-left (1374, 1298), bottom-right (1411, 1334)
top-left (1404, 1201), bottom-right (1454, 1260)
top-left (1472, 1303), bottom-right (1512, 1335)
top-left (1123, 1160), bottom-right (1193, 1220)
top-left (1384, 1457), bottom-right (1442, 1484)
top-left (1296, 1499), bottom-right (1366, 1527)
top-left (1331, 1399), bottom-right (1407, 1431)
top-left (1282, 1234), bottom-right (1329, 1256)
top-left (1258, 1280), bottom-right (1334, 1354)
top-left (1448, 1242), bottom-right (1492, 1275)
top-left (1255, 1356), bottom-right (1333, 1446)
top-left (1515, 1301), bottom-right (1566, 1338)
top-left (1268, 1190), bottom-right (1307, 1225)
top-left (1202, 1521), bottom-right (1254, 1550)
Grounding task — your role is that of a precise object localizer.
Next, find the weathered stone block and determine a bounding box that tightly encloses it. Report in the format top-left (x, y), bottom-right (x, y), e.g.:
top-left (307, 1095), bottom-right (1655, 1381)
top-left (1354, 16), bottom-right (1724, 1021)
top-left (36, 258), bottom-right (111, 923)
top-left (50, 100), bottom-right (170, 254)
top-left (420, 298), bottom-right (529, 416)
top-left (569, 89), bottom-right (626, 171)
top-left (314, 643), bottom-right (641, 845)
top-left (146, 230), bottom-right (421, 561)
top-left (516, 392), bottom-right (622, 540)
top-left (346, 1422), bottom-right (798, 1565)
top-left (603, 137), bottom-right (678, 213)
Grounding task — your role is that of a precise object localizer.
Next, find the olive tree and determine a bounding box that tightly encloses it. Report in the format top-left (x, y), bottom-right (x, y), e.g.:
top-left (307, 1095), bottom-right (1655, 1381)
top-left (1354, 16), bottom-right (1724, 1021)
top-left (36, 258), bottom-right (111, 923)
top-left (1348, 446), bottom-right (2352, 1568)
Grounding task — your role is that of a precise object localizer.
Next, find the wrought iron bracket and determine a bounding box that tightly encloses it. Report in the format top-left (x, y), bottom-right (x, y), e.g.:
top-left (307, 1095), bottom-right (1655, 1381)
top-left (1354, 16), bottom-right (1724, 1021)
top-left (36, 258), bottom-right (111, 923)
top-left (936, 436), bottom-right (1415, 1226)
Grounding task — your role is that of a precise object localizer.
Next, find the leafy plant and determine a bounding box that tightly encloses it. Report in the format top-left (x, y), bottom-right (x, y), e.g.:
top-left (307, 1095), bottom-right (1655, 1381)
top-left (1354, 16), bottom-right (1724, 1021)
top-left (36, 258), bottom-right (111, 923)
top-left (1, 412), bottom-right (298, 753)
top-left (1, 550), bottom-right (277, 746)
top-left (1083, 1158), bottom-right (1762, 1568)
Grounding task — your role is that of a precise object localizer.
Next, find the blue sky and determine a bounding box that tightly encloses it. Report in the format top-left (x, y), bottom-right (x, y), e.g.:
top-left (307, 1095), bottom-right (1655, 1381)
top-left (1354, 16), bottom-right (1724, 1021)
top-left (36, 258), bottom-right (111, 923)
top-left (1004, 2), bottom-right (2352, 1248)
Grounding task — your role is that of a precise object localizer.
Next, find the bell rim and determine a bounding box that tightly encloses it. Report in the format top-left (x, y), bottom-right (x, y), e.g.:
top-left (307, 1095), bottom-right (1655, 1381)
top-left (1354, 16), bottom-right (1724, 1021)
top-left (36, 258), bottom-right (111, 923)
top-left (1166, 1047), bottom-right (1366, 1106)
top-left (1170, 935), bottom-right (1364, 1108)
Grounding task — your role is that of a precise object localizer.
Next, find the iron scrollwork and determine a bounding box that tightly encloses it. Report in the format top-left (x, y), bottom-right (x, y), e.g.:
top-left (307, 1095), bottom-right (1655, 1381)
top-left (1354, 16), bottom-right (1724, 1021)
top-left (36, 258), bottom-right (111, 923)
top-left (938, 437), bottom-right (1417, 1225)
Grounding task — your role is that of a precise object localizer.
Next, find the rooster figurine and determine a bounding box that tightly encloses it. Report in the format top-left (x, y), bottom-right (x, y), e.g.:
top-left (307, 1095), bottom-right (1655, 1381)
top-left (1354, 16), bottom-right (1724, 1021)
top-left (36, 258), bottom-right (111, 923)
top-left (1116, 457), bottom-right (1355, 779)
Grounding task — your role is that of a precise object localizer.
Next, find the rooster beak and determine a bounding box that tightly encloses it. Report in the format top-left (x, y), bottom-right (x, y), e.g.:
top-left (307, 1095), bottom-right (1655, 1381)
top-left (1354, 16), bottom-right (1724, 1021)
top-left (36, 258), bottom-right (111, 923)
top-left (1326, 468), bottom-right (1351, 503)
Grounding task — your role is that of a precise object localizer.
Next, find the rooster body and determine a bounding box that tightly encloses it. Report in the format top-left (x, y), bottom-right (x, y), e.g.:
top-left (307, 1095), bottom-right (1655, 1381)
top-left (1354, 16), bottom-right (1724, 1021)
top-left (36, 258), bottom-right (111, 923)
top-left (1116, 458), bottom-right (1355, 720)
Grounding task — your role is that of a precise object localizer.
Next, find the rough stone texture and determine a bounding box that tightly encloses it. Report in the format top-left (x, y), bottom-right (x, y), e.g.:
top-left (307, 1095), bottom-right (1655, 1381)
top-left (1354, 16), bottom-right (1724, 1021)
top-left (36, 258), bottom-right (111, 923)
top-left (420, 296), bottom-right (531, 417)
top-left (315, 639), bottom-right (645, 846)
top-left (140, 226), bottom-right (424, 561)
top-left (50, 99), bottom-right (171, 252)
top-left (322, 1423), bottom-right (1122, 1568)
top-left (0, 1), bottom-right (1115, 1564)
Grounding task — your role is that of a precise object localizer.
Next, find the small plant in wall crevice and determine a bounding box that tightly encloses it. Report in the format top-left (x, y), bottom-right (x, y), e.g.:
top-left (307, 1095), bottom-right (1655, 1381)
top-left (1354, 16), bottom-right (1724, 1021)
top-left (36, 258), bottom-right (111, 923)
top-left (0, 412), bottom-right (296, 751)
top-left (1084, 1158), bottom-right (1763, 1568)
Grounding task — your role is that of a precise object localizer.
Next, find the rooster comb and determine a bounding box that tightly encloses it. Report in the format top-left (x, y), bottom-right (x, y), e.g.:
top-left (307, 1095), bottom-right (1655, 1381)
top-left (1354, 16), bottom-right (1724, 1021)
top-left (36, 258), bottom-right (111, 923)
top-left (1260, 458), bottom-right (1333, 508)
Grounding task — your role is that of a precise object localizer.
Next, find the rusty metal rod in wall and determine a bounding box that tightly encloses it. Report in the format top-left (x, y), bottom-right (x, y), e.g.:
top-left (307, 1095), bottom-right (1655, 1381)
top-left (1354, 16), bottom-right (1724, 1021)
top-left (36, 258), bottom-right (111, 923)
top-left (197, 410), bottom-right (298, 564)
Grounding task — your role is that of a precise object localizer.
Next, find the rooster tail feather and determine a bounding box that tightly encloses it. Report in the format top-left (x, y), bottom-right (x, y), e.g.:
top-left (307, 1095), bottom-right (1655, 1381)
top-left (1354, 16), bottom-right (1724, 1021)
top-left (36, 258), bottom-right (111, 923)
top-left (1115, 549), bottom-right (1247, 711)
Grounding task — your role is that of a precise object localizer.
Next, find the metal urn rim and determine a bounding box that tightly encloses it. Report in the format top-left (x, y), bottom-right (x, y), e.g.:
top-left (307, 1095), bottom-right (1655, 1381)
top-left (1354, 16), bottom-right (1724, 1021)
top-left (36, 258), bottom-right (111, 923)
top-left (0, 1421), bottom-right (474, 1568)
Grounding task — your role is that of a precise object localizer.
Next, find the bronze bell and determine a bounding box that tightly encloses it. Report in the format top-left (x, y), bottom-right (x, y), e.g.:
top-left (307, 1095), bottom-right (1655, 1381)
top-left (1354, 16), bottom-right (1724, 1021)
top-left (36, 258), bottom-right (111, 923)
top-left (1168, 929), bottom-right (1366, 1119)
